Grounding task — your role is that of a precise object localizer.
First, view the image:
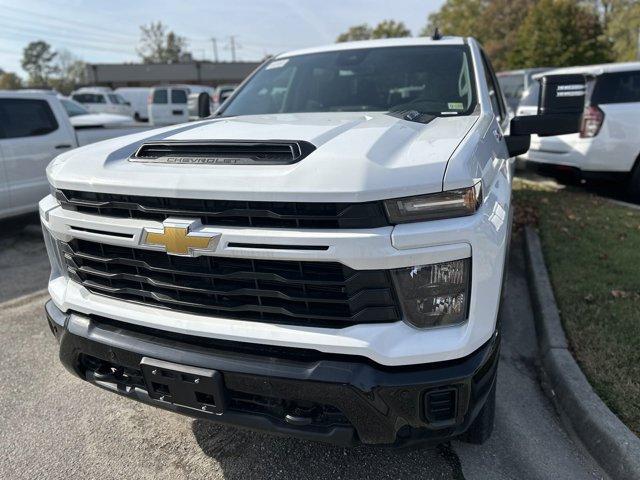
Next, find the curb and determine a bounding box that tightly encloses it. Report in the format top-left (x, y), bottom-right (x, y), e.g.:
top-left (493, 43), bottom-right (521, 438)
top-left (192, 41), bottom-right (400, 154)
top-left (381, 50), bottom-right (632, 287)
top-left (523, 226), bottom-right (640, 480)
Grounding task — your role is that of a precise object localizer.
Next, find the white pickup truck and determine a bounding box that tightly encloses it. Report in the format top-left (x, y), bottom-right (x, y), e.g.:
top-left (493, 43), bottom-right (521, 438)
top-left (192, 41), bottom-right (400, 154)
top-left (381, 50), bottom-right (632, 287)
top-left (0, 91), bottom-right (152, 220)
top-left (40, 37), bottom-right (583, 446)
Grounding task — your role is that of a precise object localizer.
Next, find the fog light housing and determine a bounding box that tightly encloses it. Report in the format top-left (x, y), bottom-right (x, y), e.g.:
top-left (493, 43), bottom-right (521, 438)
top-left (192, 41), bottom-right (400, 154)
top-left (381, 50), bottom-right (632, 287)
top-left (392, 258), bottom-right (470, 329)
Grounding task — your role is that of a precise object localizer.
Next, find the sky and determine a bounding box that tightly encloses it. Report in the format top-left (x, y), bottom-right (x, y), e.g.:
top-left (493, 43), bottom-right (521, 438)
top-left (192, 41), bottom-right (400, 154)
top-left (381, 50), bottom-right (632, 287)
top-left (0, 0), bottom-right (445, 77)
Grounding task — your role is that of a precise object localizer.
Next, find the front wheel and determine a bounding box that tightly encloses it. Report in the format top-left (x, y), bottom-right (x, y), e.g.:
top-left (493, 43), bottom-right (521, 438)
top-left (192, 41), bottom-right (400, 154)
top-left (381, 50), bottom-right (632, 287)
top-left (627, 158), bottom-right (640, 201)
top-left (460, 378), bottom-right (496, 445)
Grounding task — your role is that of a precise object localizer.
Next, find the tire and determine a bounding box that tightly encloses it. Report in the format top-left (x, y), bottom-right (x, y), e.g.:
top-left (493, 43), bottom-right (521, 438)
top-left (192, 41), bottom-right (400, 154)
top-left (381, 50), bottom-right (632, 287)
top-left (627, 158), bottom-right (640, 201)
top-left (460, 377), bottom-right (496, 445)
top-left (134, 112), bottom-right (141, 122)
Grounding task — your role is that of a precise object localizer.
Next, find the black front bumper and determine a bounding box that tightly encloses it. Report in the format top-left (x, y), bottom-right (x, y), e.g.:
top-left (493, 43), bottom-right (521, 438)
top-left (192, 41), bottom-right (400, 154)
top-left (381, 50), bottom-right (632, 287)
top-left (46, 301), bottom-right (499, 446)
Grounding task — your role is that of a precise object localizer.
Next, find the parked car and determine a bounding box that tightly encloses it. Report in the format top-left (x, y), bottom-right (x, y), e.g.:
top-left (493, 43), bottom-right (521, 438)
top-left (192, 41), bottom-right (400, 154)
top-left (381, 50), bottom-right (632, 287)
top-left (115, 87), bottom-right (151, 122)
top-left (521, 62), bottom-right (640, 196)
top-left (0, 90), bottom-right (78, 220)
top-left (71, 89), bottom-right (133, 117)
top-left (497, 68), bottom-right (551, 112)
top-left (40, 37), bottom-right (581, 446)
top-left (212, 83), bottom-right (238, 111)
top-left (59, 97), bottom-right (134, 128)
top-left (0, 91), bottom-right (155, 220)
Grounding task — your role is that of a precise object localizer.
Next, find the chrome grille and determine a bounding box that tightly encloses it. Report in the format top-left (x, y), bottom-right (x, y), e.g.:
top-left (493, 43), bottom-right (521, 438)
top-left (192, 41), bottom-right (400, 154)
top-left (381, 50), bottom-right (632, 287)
top-left (62, 239), bottom-right (401, 328)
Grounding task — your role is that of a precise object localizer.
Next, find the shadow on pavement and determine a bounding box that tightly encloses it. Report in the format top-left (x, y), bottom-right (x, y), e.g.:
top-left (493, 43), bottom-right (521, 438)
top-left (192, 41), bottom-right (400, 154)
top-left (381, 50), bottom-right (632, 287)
top-left (0, 213), bottom-right (49, 302)
top-left (191, 419), bottom-right (466, 480)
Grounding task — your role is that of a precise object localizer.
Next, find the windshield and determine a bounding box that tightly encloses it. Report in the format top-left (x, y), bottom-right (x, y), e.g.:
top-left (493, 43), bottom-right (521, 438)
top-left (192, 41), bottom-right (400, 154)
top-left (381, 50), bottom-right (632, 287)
top-left (220, 46), bottom-right (476, 117)
top-left (108, 94), bottom-right (127, 104)
top-left (61, 98), bottom-right (89, 117)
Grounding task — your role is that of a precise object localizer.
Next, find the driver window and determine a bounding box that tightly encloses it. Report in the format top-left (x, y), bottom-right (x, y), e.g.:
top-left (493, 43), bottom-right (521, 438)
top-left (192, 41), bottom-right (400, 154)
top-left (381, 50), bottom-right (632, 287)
top-left (481, 52), bottom-right (507, 125)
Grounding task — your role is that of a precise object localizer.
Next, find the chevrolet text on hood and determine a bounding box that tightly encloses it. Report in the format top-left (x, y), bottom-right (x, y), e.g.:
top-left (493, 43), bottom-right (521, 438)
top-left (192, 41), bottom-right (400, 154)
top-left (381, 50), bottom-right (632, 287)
top-left (41, 36), bottom-right (584, 446)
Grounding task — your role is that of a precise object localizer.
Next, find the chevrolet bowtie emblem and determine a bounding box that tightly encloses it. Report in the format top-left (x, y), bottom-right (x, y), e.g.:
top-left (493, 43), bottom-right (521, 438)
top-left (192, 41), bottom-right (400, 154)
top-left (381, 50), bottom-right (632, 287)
top-left (141, 218), bottom-right (221, 256)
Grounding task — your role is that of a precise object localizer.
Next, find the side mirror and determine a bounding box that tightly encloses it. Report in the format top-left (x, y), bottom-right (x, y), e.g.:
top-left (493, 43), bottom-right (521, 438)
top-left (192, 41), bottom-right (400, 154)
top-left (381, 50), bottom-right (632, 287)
top-left (187, 92), bottom-right (212, 118)
top-left (505, 74), bottom-right (586, 156)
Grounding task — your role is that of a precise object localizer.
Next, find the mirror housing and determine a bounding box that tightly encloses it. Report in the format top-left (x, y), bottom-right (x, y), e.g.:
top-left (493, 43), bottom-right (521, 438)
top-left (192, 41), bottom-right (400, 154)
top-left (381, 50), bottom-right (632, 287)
top-left (188, 92), bottom-right (212, 119)
top-left (505, 73), bottom-right (587, 156)
top-left (505, 134), bottom-right (531, 157)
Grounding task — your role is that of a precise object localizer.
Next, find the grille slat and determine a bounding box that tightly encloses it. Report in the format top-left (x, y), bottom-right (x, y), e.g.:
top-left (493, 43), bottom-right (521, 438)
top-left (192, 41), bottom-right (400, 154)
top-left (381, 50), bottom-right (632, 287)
top-left (55, 190), bottom-right (390, 229)
top-left (73, 264), bottom-right (394, 308)
top-left (63, 239), bottom-right (401, 328)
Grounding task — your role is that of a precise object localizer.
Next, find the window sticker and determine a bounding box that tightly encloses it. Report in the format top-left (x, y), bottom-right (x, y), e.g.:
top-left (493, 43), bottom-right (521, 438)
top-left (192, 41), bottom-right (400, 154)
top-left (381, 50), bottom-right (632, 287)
top-left (266, 59), bottom-right (289, 70)
top-left (448, 102), bottom-right (464, 110)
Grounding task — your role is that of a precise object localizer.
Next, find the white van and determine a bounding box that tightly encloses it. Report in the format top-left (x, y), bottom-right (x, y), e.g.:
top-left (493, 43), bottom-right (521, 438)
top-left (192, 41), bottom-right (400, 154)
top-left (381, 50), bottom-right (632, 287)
top-left (0, 91), bottom-right (78, 220)
top-left (148, 85), bottom-right (214, 125)
top-left (115, 87), bottom-right (151, 122)
top-left (71, 89), bottom-right (133, 117)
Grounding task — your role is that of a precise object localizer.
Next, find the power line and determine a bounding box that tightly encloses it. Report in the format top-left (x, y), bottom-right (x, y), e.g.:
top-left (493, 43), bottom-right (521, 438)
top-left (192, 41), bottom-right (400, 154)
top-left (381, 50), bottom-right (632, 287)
top-left (0, 3), bottom-right (139, 40)
top-left (0, 22), bottom-right (137, 50)
top-left (0, 29), bottom-right (136, 56)
top-left (0, 14), bottom-right (138, 44)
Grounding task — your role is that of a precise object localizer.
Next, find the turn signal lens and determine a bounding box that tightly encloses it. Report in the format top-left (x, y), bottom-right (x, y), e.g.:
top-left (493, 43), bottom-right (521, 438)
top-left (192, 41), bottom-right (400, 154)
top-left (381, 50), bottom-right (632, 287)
top-left (384, 183), bottom-right (482, 224)
top-left (392, 259), bottom-right (471, 329)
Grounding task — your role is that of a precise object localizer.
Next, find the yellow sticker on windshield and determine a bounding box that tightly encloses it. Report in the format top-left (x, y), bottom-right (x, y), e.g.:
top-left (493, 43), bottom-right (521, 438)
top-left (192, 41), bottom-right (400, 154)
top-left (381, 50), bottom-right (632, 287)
top-left (448, 102), bottom-right (464, 110)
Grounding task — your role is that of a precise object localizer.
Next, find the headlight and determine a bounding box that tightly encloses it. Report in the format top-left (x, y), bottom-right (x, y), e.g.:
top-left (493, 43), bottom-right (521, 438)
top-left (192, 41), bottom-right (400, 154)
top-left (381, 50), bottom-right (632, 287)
top-left (384, 183), bottom-right (482, 223)
top-left (41, 225), bottom-right (67, 281)
top-left (392, 258), bottom-right (470, 329)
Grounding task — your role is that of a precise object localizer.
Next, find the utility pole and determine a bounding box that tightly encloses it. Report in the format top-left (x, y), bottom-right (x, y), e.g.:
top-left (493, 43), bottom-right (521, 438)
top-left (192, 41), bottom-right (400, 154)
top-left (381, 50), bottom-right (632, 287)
top-left (211, 37), bottom-right (219, 63)
top-left (637, 27), bottom-right (640, 61)
top-left (229, 35), bottom-right (237, 62)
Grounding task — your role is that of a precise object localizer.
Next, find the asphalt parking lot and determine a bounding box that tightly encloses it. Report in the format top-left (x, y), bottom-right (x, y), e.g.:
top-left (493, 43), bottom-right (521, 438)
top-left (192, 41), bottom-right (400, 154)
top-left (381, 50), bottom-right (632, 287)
top-left (0, 216), bottom-right (607, 480)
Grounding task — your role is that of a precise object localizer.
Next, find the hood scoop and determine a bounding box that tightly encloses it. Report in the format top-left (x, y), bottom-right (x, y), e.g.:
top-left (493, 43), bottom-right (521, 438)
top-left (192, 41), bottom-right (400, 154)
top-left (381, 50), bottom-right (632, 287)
top-left (130, 140), bottom-right (316, 166)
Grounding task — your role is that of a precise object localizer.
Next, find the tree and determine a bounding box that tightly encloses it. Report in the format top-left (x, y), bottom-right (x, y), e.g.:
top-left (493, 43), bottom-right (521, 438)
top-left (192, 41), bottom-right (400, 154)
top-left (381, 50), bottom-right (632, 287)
top-left (337, 20), bottom-right (411, 42)
top-left (422, 0), bottom-right (537, 70)
top-left (605, 0), bottom-right (640, 61)
top-left (421, 0), bottom-right (486, 39)
top-left (0, 72), bottom-right (23, 90)
top-left (479, 0), bottom-right (537, 70)
top-left (137, 22), bottom-right (189, 63)
top-left (371, 20), bottom-right (411, 39)
top-left (21, 40), bottom-right (58, 86)
top-left (508, 0), bottom-right (612, 68)
top-left (50, 49), bottom-right (86, 94)
top-left (336, 24), bottom-right (373, 42)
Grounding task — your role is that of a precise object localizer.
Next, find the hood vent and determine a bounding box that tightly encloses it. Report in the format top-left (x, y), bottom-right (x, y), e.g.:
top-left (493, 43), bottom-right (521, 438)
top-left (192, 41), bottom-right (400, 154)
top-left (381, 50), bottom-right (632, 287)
top-left (130, 140), bottom-right (316, 166)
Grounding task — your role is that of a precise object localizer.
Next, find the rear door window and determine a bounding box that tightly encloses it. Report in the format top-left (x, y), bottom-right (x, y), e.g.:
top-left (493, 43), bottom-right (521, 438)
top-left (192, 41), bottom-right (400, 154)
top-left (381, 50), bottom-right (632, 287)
top-left (0, 98), bottom-right (59, 139)
top-left (152, 89), bottom-right (168, 104)
top-left (171, 89), bottom-right (188, 104)
top-left (73, 94), bottom-right (94, 103)
top-left (592, 71), bottom-right (640, 104)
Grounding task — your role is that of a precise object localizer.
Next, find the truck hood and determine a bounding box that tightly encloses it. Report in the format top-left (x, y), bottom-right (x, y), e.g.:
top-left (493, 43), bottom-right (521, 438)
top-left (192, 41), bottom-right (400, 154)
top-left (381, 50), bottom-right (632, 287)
top-left (48, 112), bottom-right (478, 202)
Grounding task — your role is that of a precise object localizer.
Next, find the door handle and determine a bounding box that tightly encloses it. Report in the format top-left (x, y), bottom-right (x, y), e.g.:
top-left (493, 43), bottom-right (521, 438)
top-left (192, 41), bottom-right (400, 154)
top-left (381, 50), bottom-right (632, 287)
top-left (55, 144), bottom-right (73, 149)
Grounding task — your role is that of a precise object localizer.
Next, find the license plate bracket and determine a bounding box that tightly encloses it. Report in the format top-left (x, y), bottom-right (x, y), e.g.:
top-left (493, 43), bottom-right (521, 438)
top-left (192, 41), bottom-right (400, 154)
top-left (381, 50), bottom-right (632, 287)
top-left (140, 357), bottom-right (226, 414)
